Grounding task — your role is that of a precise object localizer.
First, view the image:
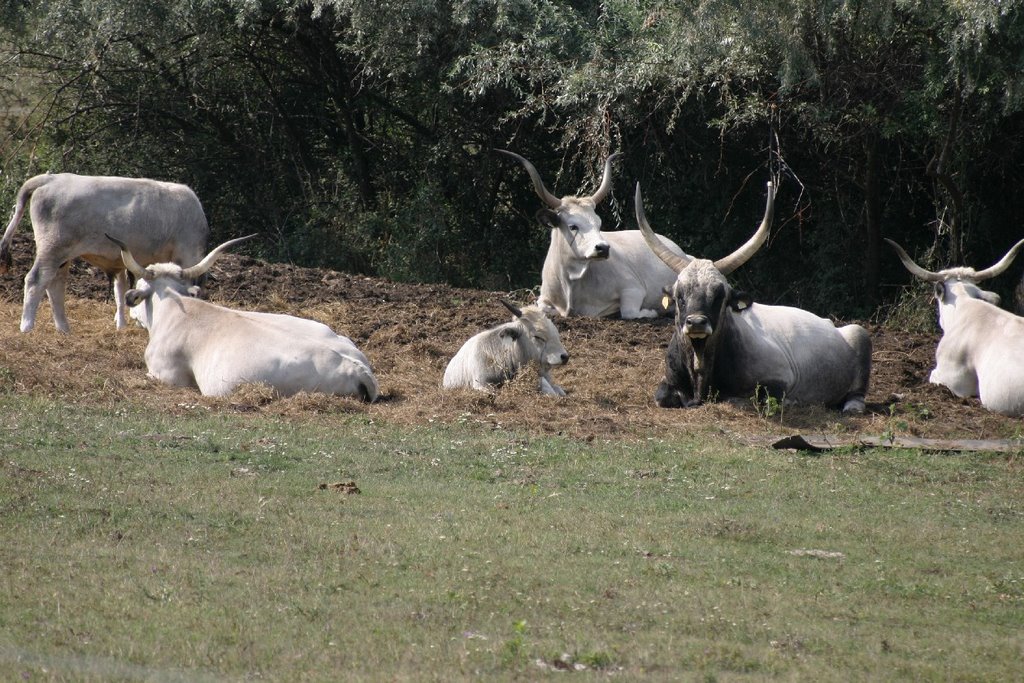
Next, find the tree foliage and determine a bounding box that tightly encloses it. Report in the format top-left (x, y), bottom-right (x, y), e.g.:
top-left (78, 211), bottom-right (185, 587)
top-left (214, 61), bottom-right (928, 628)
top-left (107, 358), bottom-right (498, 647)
top-left (1, 0), bottom-right (1022, 315)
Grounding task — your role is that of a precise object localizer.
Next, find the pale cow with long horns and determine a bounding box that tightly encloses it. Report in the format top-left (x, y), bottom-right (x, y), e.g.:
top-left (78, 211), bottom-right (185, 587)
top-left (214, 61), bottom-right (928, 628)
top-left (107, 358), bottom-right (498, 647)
top-left (637, 182), bottom-right (872, 413)
top-left (109, 234), bottom-right (379, 401)
top-left (886, 237), bottom-right (1024, 416)
top-left (498, 150), bottom-right (687, 319)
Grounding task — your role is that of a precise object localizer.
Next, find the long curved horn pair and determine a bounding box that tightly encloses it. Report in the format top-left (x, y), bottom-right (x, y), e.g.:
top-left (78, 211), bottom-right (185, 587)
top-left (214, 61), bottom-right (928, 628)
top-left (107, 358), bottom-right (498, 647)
top-left (105, 233), bottom-right (147, 278)
top-left (634, 184), bottom-right (692, 273)
top-left (635, 181), bottom-right (776, 276)
top-left (106, 233), bottom-right (258, 280)
top-left (181, 234), bottom-right (259, 280)
top-left (885, 237), bottom-right (1024, 282)
top-left (497, 150), bottom-right (619, 207)
top-left (713, 182), bottom-right (776, 275)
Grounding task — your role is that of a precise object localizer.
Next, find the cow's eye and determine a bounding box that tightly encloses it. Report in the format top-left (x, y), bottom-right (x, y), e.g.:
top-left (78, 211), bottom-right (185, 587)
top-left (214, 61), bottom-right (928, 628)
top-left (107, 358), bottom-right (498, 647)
top-left (569, 224), bottom-right (579, 232)
top-left (534, 336), bottom-right (545, 345)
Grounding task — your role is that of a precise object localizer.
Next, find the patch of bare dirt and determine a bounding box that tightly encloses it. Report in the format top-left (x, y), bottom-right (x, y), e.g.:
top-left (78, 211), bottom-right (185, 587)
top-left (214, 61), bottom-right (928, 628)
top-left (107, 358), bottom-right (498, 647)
top-left (0, 232), bottom-right (1020, 444)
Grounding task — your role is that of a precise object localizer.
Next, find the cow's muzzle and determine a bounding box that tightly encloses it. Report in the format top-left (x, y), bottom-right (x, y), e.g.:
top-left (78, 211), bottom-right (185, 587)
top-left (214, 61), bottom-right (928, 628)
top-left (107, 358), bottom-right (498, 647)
top-left (588, 243), bottom-right (610, 260)
top-left (683, 314), bottom-right (712, 339)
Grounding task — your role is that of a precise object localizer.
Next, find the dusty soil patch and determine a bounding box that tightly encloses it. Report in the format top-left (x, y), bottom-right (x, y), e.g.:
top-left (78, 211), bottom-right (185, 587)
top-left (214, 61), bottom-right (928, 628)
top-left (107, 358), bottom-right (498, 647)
top-left (0, 233), bottom-right (1020, 445)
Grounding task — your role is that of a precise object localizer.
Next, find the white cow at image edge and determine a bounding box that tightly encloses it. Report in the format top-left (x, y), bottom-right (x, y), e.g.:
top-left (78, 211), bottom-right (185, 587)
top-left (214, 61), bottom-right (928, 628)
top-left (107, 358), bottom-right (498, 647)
top-left (887, 237), bottom-right (1024, 416)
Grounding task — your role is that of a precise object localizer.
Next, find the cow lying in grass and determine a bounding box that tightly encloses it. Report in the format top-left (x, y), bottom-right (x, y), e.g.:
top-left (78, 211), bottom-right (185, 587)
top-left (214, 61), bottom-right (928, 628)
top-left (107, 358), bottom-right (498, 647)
top-left (108, 233), bottom-right (379, 401)
top-left (443, 301), bottom-right (569, 395)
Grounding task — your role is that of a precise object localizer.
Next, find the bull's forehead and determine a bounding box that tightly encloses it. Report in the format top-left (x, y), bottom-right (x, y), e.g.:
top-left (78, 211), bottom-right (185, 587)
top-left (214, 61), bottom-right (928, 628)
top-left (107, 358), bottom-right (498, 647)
top-left (518, 307), bottom-right (560, 337)
top-left (938, 267), bottom-right (982, 282)
top-left (147, 262), bottom-right (186, 279)
top-left (946, 280), bottom-right (995, 302)
top-left (676, 259), bottom-right (728, 301)
top-left (558, 197), bottom-right (601, 229)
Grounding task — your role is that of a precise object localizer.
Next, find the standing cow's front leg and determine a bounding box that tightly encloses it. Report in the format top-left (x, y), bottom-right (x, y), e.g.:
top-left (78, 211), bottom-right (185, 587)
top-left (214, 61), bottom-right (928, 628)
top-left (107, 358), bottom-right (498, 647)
top-left (112, 270), bottom-right (131, 329)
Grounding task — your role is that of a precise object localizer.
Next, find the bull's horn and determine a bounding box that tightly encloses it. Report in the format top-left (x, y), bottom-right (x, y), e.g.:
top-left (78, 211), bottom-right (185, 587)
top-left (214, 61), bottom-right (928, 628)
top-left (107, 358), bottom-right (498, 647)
top-left (883, 239), bottom-right (946, 282)
top-left (589, 152), bottom-right (621, 205)
top-left (635, 183), bottom-right (692, 274)
top-left (105, 233), bottom-right (146, 278)
top-left (499, 299), bottom-right (523, 318)
top-left (181, 233), bottom-right (259, 280)
top-left (972, 237), bottom-right (1024, 281)
top-left (496, 149), bottom-right (561, 209)
top-left (713, 181), bottom-right (776, 276)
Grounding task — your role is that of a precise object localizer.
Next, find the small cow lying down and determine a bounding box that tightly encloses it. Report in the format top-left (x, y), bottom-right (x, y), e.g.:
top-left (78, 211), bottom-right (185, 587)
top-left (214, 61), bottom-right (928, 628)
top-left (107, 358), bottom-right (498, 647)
top-left (443, 301), bottom-right (569, 395)
top-left (109, 234), bottom-right (379, 401)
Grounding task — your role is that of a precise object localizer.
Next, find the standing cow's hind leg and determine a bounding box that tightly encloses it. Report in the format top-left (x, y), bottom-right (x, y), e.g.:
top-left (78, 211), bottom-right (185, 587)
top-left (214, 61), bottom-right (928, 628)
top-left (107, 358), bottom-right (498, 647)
top-left (21, 260), bottom-right (69, 333)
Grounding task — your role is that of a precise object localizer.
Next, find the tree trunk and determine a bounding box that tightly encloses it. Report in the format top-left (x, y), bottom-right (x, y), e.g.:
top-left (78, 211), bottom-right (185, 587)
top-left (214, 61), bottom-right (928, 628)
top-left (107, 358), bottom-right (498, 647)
top-left (863, 131), bottom-right (882, 305)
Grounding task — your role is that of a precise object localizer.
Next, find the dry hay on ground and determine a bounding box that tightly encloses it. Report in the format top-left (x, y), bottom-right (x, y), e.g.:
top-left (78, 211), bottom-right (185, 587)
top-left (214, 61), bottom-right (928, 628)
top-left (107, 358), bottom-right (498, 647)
top-left (0, 232), bottom-right (1020, 445)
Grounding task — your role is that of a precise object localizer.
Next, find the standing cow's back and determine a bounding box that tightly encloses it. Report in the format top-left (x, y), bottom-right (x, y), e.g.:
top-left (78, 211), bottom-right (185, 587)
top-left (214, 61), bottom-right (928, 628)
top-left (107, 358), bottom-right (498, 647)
top-left (29, 174), bottom-right (209, 270)
top-left (2, 172), bottom-right (210, 332)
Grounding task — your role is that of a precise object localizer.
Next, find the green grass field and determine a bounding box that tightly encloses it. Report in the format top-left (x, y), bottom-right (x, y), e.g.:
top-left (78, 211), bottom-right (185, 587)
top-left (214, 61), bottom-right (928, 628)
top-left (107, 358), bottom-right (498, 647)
top-left (1, 395), bottom-right (1022, 681)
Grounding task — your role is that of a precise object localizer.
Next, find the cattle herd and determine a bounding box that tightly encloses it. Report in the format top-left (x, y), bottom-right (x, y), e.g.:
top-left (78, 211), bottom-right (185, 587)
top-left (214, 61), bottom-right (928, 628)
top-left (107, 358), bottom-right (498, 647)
top-left (2, 157), bottom-right (1024, 418)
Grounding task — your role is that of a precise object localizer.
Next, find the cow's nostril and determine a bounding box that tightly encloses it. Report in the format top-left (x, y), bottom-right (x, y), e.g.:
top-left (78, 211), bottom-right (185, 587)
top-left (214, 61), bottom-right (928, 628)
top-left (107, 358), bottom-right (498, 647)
top-left (560, 353), bottom-right (570, 364)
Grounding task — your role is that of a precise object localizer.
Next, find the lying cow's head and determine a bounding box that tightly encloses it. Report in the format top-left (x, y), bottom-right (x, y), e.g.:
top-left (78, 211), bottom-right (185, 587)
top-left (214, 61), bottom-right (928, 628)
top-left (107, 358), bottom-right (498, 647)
top-left (636, 182), bottom-right (776, 397)
top-left (501, 300), bottom-right (569, 371)
top-left (498, 149), bottom-right (618, 262)
top-left (886, 237), bottom-right (1024, 330)
top-left (107, 233), bottom-right (257, 327)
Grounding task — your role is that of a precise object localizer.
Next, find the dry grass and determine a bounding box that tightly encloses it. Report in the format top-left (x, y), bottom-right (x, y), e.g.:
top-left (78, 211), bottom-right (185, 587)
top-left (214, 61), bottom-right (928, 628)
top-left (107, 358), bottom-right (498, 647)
top-left (0, 231), bottom-right (1020, 444)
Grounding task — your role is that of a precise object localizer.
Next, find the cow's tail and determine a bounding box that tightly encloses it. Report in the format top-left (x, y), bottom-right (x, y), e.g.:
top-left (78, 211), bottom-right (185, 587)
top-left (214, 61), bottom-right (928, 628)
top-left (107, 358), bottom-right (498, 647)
top-left (0, 174), bottom-right (54, 273)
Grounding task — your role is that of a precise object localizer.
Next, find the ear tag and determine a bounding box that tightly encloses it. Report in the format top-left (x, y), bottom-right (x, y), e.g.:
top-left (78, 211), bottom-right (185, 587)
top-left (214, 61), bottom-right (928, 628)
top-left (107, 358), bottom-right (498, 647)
top-left (662, 295), bottom-right (671, 310)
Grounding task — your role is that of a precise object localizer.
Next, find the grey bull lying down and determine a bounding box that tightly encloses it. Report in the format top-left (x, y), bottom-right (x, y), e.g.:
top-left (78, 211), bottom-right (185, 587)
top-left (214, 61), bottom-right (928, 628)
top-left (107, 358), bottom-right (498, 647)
top-left (636, 181), bottom-right (872, 414)
top-left (1, 173), bottom-right (210, 333)
top-left (109, 234), bottom-right (379, 401)
top-left (886, 237), bottom-right (1024, 416)
top-left (443, 300), bottom-right (569, 395)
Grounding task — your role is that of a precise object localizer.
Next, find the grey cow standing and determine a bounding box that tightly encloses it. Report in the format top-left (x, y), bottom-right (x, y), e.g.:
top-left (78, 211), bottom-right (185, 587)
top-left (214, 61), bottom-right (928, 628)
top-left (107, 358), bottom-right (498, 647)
top-left (0, 173), bottom-right (209, 332)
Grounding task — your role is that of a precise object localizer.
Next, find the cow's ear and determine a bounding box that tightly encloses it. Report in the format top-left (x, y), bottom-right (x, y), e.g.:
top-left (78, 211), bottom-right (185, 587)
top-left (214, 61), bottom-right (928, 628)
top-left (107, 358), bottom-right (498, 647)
top-left (729, 291), bottom-right (753, 312)
top-left (932, 282), bottom-right (945, 302)
top-left (499, 327), bottom-right (520, 341)
top-left (535, 208), bottom-right (561, 230)
top-left (125, 289), bottom-right (147, 307)
top-left (981, 290), bottom-right (1001, 306)
top-left (661, 285), bottom-right (675, 311)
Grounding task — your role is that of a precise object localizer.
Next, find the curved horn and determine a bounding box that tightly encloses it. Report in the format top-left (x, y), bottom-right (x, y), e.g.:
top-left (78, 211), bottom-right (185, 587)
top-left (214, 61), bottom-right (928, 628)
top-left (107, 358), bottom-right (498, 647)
top-left (590, 152), bottom-right (620, 205)
top-left (499, 299), bottom-right (523, 318)
top-left (181, 234), bottom-right (259, 281)
top-left (105, 233), bottom-right (146, 278)
top-left (972, 237), bottom-right (1024, 281)
top-left (496, 149), bottom-right (561, 209)
top-left (883, 238), bottom-right (945, 282)
top-left (713, 181), bottom-right (776, 275)
top-left (635, 183), bottom-right (692, 274)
